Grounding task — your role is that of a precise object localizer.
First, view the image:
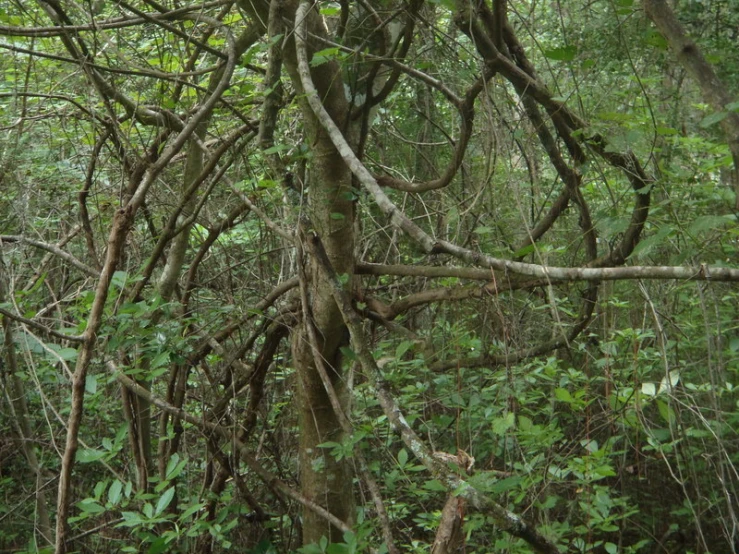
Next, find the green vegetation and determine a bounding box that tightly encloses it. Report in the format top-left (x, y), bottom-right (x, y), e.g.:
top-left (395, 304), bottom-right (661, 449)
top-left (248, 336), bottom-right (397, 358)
top-left (0, 1), bottom-right (737, 553)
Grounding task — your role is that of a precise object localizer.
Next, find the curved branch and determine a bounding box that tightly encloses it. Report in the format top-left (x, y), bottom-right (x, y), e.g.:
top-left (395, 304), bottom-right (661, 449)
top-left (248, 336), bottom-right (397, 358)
top-left (376, 68), bottom-right (493, 193)
top-left (292, 18), bottom-right (739, 283)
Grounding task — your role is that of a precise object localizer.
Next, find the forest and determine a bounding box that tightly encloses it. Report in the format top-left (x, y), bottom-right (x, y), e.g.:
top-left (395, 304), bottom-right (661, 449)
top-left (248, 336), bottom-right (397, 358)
top-left (0, 1), bottom-right (737, 553)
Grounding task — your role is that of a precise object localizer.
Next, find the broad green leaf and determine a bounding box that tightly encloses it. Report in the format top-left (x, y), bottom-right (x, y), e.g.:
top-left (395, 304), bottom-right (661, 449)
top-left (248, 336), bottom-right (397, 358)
top-left (630, 225), bottom-right (673, 258)
top-left (165, 454), bottom-right (187, 480)
top-left (320, 5), bottom-right (340, 16)
top-left (111, 271), bottom-right (128, 289)
top-left (179, 501), bottom-right (206, 521)
top-left (339, 346), bottom-right (356, 361)
top-left (554, 388), bottom-right (573, 403)
top-left (699, 111), bottom-right (728, 128)
top-left (658, 370), bottom-right (680, 395)
top-left (396, 340), bottom-right (414, 358)
top-left (149, 350), bottom-right (170, 369)
top-left (108, 480), bottom-right (123, 505)
top-left (77, 499), bottom-right (105, 514)
top-left (656, 399), bottom-right (675, 425)
top-left (57, 348), bottom-right (79, 361)
top-left (397, 448), bottom-right (408, 467)
top-left (489, 475), bottom-right (523, 494)
top-left (117, 512), bottom-right (144, 527)
top-left (688, 215), bottom-right (734, 235)
top-left (76, 449), bottom-right (106, 463)
top-left (492, 412), bottom-right (515, 435)
top-left (422, 479), bottom-right (446, 491)
top-left (94, 481), bottom-right (107, 499)
top-left (155, 486), bottom-right (175, 515)
top-left (85, 374), bottom-right (97, 395)
top-left (311, 47), bottom-right (340, 66)
top-left (544, 45), bottom-right (577, 61)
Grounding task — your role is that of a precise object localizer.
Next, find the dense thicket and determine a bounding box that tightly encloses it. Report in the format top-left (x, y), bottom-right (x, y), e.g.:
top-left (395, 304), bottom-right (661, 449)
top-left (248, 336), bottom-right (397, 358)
top-left (0, 1), bottom-right (737, 553)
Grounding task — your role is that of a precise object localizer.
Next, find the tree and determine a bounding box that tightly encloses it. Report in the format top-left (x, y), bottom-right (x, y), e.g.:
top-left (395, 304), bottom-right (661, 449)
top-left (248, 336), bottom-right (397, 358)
top-left (0, 1), bottom-right (737, 553)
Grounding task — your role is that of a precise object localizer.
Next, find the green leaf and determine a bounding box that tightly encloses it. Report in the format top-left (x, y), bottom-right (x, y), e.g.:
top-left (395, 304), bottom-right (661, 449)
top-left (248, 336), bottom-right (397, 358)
top-left (658, 370), bottom-right (680, 395)
top-left (320, 6), bottom-right (340, 17)
top-left (330, 212), bottom-right (345, 220)
top-left (111, 270), bottom-right (128, 289)
top-left (57, 347), bottom-right (79, 361)
top-left (311, 47), bottom-right (340, 66)
top-left (165, 454), bottom-right (180, 478)
top-left (656, 399), bottom-right (675, 424)
top-left (155, 486), bottom-right (175, 515)
top-left (179, 501), bottom-right (206, 521)
top-left (395, 340), bottom-right (413, 358)
top-left (77, 448), bottom-right (106, 463)
top-left (150, 350), bottom-right (170, 369)
top-left (489, 475), bottom-right (523, 494)
top-left (554, 388), bottom-right (573, 403)
top-left (641, 382), bottom-right (657, 396)
top-left (85, 374), bottom-right (97, 395)
top-left (262, 145), bottom-right (288, 156)
top-left (699, 111), bottom-right (728, 128)
top-left (397, 448), bottom-right (408, 467)
top-left (77, 499), bottom-right (105, 514)
top-left (339, 346), bottom-right (356, 361)
top-left (688, 215), bottom-right (734, 235)
top-left (491, 412), bottom-right (515, 435)
top-left (118, 511), bottom-right (144, 527)
top-left (94, 480), bottom-right (107, 499)
top-left (422, 479), bottom-right (446, 491)
top-left (147, 536), bottom-right (169, 554)
top-left (544, 45), bottom-right (577, 61)
top-left (108, 480), bottom-right (123, 505)
top-left (630, 225), bottom-right (673, 258)
top-left (513, 244), bottom-right (535, 258)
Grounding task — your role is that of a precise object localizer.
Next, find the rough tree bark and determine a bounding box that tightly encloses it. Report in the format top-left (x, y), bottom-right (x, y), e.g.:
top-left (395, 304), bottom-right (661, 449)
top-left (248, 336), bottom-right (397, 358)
top-left (238, 0), bottom-right (358, 543)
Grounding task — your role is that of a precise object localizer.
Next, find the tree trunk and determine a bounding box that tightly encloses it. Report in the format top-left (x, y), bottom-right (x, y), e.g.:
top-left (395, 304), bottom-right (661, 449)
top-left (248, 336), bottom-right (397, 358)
top-left (237, 0), bottom-right (358, 544)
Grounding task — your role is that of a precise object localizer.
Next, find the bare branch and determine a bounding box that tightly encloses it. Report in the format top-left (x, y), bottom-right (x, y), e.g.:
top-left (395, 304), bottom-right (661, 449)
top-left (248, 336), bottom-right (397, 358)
top-left (0, 235), bottom-right (98, 278)
top-left (0, 306), bottom-right (84, 343)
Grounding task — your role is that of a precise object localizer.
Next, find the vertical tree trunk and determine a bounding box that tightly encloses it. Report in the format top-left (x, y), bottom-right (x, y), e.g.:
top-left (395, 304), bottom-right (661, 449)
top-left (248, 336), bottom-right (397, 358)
top-left (236, 0), bottom-right (358, 543)
top-left (292, 129), bottom-right (356, 542)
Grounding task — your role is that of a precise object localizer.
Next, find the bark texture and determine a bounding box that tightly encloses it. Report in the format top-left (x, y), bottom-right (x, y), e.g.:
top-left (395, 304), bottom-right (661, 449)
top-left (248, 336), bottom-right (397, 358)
top-left (238, 0), bottom-right (357, 543)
